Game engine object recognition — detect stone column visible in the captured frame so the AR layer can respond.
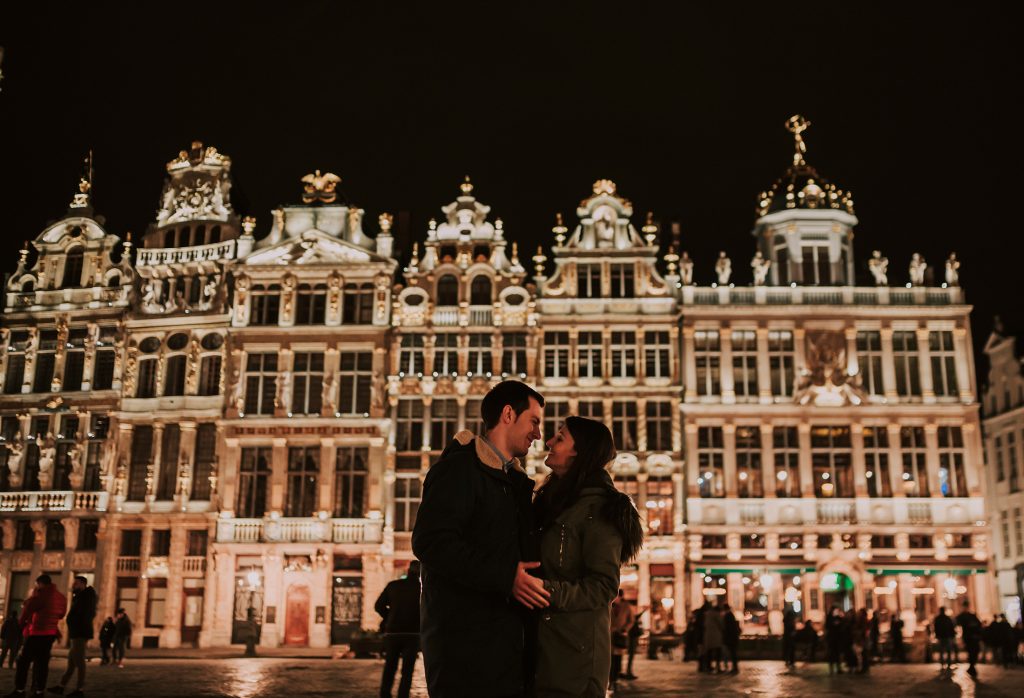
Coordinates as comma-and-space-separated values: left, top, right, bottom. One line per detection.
924, 423, 942, 498
148, 423, 164, 505
723, 423, 737, 498
962, 422, 984, 497
720, 327, 735, 404
270, 438, 288, 513
880, 326, 898, 402
82, 322, 98, 391
760, 423, 775, 500
684, 423, 700, 498
636, 397, 648, 451
792, 327, 806, 391
886, 423, 904, 498
160, 524, 188, 648
916, 327, 935, 403
851, 422, 868, 498
682, 326, 697, 402
177, 421, 198, 507
21, 329, 39, 394
954, 327, 973, 402
756, 326, 772, 404
798, 423, 813, 498
319, 438, 337, 516
672, 472, 685, 534
221, 436, 241, 514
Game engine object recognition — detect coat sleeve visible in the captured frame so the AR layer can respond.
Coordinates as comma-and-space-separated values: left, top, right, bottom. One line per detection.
374, 584, 390, 620
546, 517, 622, 613
412, 458, 518, 595
18, 592, 40, 629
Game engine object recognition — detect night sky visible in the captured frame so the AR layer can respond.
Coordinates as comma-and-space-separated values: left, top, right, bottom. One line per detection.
1, 3, 1020, 380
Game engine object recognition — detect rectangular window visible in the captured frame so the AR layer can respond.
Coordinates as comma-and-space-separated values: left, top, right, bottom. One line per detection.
731, 330, 758, 400
338, 351, 372, 415
198, 355, 222, 396
244, 353, 278, 415
645, 401, 673, 452
250, 285, 281, 326
78, 520, 99, 550
610, 332, 636, 379
4, 353, 25, 394
811, 426, 852, 497
697, 426, 724, 498
501, 333, 528, 376
863, 426, 892, 497
343, 283, 375, 325
801, 245, 831, 285
64, 350, 85, 392
893, 331, 921, 397
433, 333, 459, 376
937, 426, 966, 497
467, 333, 492, 376
393, 476, 422, 532
645, 476, 673, 536
694, 330, 720, 396
53, 416, 79, 490
1015, 509, 1024, 556
995, 435, 1005, 481
735, 426, 763, 497
577, 400, 604, 421
163, 354, 186, 396
398, 334, 424, 375
610, 264, 634, 297
856, 331, 885, 396
900, 426, 929, 497
430, 399, 459, 451
577, 264, 600, 298
295, 284, 327, 325
120, 529, 142, 556
768, 331, 794, 398
128, 425, 153, 501
286, 446, 319, 517
33, 332, 57, 392
333, 447, 368, 518
1010, 432, 1021, 492
773, 426, 800, 497
187, 530, 208, 557
611, 401, 637, 451
147, 580, 167, 627
544, 400, 570, 445
136, 358, 157, 398
45, 520, 64, 551
577, 332, 603, 380
237, 447, 271, 518
151, 529, 171, 556
156, 424, 180, 500
92, 349, 115, 390
644, 330, 671, 380
191, 423, 216, 501
1002, 516, 1012, 559
929, 331, 959, 397
395, 399, 424, 452
543, 332, 569, 379
291, 352, 324, 415
83, 415, 108, 491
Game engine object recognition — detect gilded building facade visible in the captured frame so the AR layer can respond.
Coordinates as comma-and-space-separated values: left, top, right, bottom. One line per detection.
0, 120, 996, 647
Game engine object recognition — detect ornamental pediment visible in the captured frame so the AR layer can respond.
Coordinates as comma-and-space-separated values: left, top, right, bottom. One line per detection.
242, 230, 377, 266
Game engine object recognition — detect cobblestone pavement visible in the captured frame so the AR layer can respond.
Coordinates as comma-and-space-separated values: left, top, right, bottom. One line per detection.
5, 656, 1023, 697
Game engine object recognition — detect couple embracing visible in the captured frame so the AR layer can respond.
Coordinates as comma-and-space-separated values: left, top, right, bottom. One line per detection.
412, 381, 644, 698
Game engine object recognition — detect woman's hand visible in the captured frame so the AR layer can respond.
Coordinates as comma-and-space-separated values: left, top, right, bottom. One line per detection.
512, 561, 550, 609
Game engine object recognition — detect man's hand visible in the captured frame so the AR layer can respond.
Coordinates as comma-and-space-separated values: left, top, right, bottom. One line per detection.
512, 561, 550, 609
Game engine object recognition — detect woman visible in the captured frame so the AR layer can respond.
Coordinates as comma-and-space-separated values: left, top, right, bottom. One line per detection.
532, 416, 643, 697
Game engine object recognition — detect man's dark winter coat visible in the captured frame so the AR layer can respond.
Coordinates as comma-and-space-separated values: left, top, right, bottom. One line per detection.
374, 573, 420, 635
65, 585, 98, 639
412, 430, 535, 698
99, 618, 116, 646
934, 612, 955, 640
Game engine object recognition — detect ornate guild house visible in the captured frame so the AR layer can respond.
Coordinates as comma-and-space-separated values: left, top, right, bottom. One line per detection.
0, 119, 997, 648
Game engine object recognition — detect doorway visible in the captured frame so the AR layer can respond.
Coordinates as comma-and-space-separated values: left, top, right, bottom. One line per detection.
285, 584, 310, 646
820, 572, 854, 612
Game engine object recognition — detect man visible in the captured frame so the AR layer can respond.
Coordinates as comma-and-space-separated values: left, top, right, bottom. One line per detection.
7, 574, 67, 698
722, 603, 740, 674
1, 611, 21, 669
782, 608, 797, 668
97, 618, 114, 666
412, 380, 546, 698
955, 601, 982, 677
890, 615, 906, 663
111, 610, 132, 669
48, 576, 96, 697
609, 590, 634, 690
375, 561, 421, 698
622, 607, 645, 680
933, 607, 956, 670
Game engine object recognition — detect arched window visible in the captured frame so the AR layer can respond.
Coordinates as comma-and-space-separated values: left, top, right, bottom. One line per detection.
21, 279, 35, 293
177, 226, 191, 247
470, 276, 492, 305
62, 247, 85, 288
107, 274, 120, 287
195, 225, 206, 246
437, 275, 459, 306
210, 226, 221, 244
164, 230, 176, 247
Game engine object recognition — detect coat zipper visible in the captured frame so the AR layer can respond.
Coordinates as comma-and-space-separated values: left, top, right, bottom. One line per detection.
558, 523, 566, 567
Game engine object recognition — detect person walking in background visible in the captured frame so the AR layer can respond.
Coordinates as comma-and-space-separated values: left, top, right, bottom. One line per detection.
722, 604, 740, 674
825, 607, 844, 674
956, 601, 982, 678
854, 608, 871, 674
0, 613, 21, 670
622, 608, 645, 680
374, 561, 421, 698
111, 610, 132, 669
933, 607, 956, 670
97, 619, 114, 667
693, 602, 709, 671
7, 574, 67, 698
890, 614, 906, 663
48, 576, 96, 697
608, 591, 635, 693
702, 603, 724, 674
797, 620, 818, 663
782, 609, 797, 668
993, 614, 1013, 668
869, 612, 881, 663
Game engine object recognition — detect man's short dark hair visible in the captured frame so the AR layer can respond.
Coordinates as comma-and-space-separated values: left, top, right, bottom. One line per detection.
480, 380, 544, 431
36, 574, 52, 585
116, 607, 125, 614
74, 575, 88, 584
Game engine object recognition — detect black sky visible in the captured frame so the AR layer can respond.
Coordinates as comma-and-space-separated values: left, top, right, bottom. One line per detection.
1, 2, 1021, 380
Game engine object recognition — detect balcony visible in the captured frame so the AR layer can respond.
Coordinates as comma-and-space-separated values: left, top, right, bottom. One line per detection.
116, 556, 141, 573
432, 306, 460, 326
0, 491, 109, 513
216, 517, 384, 544
136, 239, 236, 267
816, 500, 857, 524
468, 305, 492, 325
182, 556, 207, 575
681, 284, 964, 307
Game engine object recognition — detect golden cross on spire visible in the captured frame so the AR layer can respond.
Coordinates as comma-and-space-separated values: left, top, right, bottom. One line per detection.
784, 115, 811, 166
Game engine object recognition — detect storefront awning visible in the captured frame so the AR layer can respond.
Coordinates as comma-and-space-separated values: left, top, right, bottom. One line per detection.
695, 567, 815, 575
866, 568, 988, 576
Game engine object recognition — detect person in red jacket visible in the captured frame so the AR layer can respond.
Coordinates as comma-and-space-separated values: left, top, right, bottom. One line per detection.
6, 574, 67, 698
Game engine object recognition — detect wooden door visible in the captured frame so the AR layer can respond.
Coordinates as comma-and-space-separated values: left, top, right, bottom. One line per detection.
284, 585, 310, 646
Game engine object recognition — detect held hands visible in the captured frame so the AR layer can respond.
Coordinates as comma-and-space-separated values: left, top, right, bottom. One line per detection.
512, 561, 550, 609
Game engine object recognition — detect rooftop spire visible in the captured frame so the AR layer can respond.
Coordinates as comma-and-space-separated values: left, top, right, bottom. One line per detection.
460, 175, 473, 195
784, 115, 811, 166
69, 150, 93, 209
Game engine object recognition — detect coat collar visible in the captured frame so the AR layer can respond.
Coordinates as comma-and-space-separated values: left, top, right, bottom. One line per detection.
452, 429, 527, 475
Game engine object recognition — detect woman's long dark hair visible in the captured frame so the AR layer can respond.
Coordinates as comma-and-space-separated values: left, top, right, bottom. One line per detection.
535, 416, 643, 563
